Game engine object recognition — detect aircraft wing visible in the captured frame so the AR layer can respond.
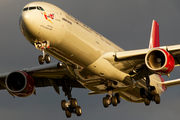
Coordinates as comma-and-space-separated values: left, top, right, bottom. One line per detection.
0, 62, 85, 94
104, 45, 180, 87
104, 45, 180, 66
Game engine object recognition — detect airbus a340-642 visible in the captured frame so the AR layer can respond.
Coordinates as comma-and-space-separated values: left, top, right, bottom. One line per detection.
1, 1, 180, 118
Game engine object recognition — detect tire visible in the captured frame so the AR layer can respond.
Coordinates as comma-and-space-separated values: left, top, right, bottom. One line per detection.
144, 98, 150, 106
111, 96, 118, 106
61, 100, 67, 110
75, 106, 82, 116
65, 110, 72, 118
154, 94, 160, 104
150, 90, 156, 96
71, 98, 78, 109
115, 93, 121, 104
103, 97, 109, 108
45, 54, 50, 63
38, 55, 44, 65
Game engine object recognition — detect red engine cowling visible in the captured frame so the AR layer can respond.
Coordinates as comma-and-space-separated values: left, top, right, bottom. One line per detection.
5, 71, 35, 97
145, 48, 175, 75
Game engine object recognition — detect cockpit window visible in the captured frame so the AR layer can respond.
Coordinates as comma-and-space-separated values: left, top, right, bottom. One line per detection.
23, 7, 28, 11
22, 6, 45, 11
37, 6, 41, 10
29, 7, 36, 10
38, 6, 45, 11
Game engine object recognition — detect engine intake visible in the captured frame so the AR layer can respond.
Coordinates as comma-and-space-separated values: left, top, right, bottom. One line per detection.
145, 48, 175, 75
5, 71, 35, 97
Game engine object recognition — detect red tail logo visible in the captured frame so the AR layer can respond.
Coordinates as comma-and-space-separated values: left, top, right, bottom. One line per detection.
149, 20, 159, 48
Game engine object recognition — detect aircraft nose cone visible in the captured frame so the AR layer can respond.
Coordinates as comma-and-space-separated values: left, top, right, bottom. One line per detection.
19, 11, 39, 39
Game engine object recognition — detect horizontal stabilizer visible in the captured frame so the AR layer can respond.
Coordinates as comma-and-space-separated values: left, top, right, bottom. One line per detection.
151, 78, 180, 88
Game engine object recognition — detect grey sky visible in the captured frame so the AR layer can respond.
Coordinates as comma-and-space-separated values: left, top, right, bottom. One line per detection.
0, 0, 180, 120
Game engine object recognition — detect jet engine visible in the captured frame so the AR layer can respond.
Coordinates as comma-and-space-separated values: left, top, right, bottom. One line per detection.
5, 71, 35, 97
145, 48, 175, 75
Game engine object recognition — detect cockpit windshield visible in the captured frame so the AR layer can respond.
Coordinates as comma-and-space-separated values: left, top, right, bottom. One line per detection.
37, 6, 44, 11
29, 7, 36, 10
23, 6, 45, 11
23, 7, 28, 11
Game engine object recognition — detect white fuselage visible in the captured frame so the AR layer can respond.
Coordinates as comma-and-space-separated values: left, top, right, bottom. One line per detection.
19, 1, 165, 103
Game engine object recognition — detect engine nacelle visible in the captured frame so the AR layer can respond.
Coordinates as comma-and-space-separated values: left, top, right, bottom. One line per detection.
5, 71, 35, 97
145, 48, 175, 75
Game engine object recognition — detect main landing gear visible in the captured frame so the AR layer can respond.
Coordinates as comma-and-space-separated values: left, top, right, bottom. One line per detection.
61, 98, 82, 118
35, 41, 51, 65
140, 68, 161, 106
61, 78, 82, 118
103, 91, 121, 108
140, 87, 160, 106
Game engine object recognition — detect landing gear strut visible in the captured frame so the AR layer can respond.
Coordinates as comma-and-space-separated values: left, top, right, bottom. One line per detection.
35, 41, 51, 65
140, 67, 161, 106
61, 78, 82, 118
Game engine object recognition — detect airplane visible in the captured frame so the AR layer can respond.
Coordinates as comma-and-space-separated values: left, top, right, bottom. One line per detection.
1, 1, 180, 118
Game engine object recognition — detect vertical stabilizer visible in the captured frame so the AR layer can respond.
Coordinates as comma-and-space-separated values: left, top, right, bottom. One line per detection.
149, 20, 159, 48
148, 20, 166, 91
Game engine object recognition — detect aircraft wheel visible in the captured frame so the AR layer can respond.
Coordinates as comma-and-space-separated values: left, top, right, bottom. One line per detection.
111, 96, 118, 106
65, 110, 72, 118
115, 93, 121, 104
61, 100, 67, 110
75, 106, 82, 116
38, 55, 44, 65
45, 54, 50, 63
71, 98, 78, 109
150, 90, 156, 96
154, 94, 160, 104
144, 98, 150, 106
103, 97, 109, 108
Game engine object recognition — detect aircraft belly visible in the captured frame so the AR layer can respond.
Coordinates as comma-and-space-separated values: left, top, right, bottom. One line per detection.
119, 91, 144, 103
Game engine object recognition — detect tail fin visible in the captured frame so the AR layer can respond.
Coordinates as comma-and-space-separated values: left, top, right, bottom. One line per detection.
149, 20, 165, 90
149, 20, 160, 48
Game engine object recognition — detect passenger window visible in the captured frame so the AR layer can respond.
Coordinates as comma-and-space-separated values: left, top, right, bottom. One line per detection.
23, 7, 28, 11
29, 7, 36, 10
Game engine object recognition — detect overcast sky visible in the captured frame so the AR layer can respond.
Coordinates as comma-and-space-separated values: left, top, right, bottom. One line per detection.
1, 0, 180, 120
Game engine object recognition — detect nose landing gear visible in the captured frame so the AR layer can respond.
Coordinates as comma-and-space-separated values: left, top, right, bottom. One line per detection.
35, 41, 51, 65
38, 51, 50, 65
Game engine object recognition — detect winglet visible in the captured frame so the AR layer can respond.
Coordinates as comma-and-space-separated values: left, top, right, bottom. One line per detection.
149, 20, 160, 48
